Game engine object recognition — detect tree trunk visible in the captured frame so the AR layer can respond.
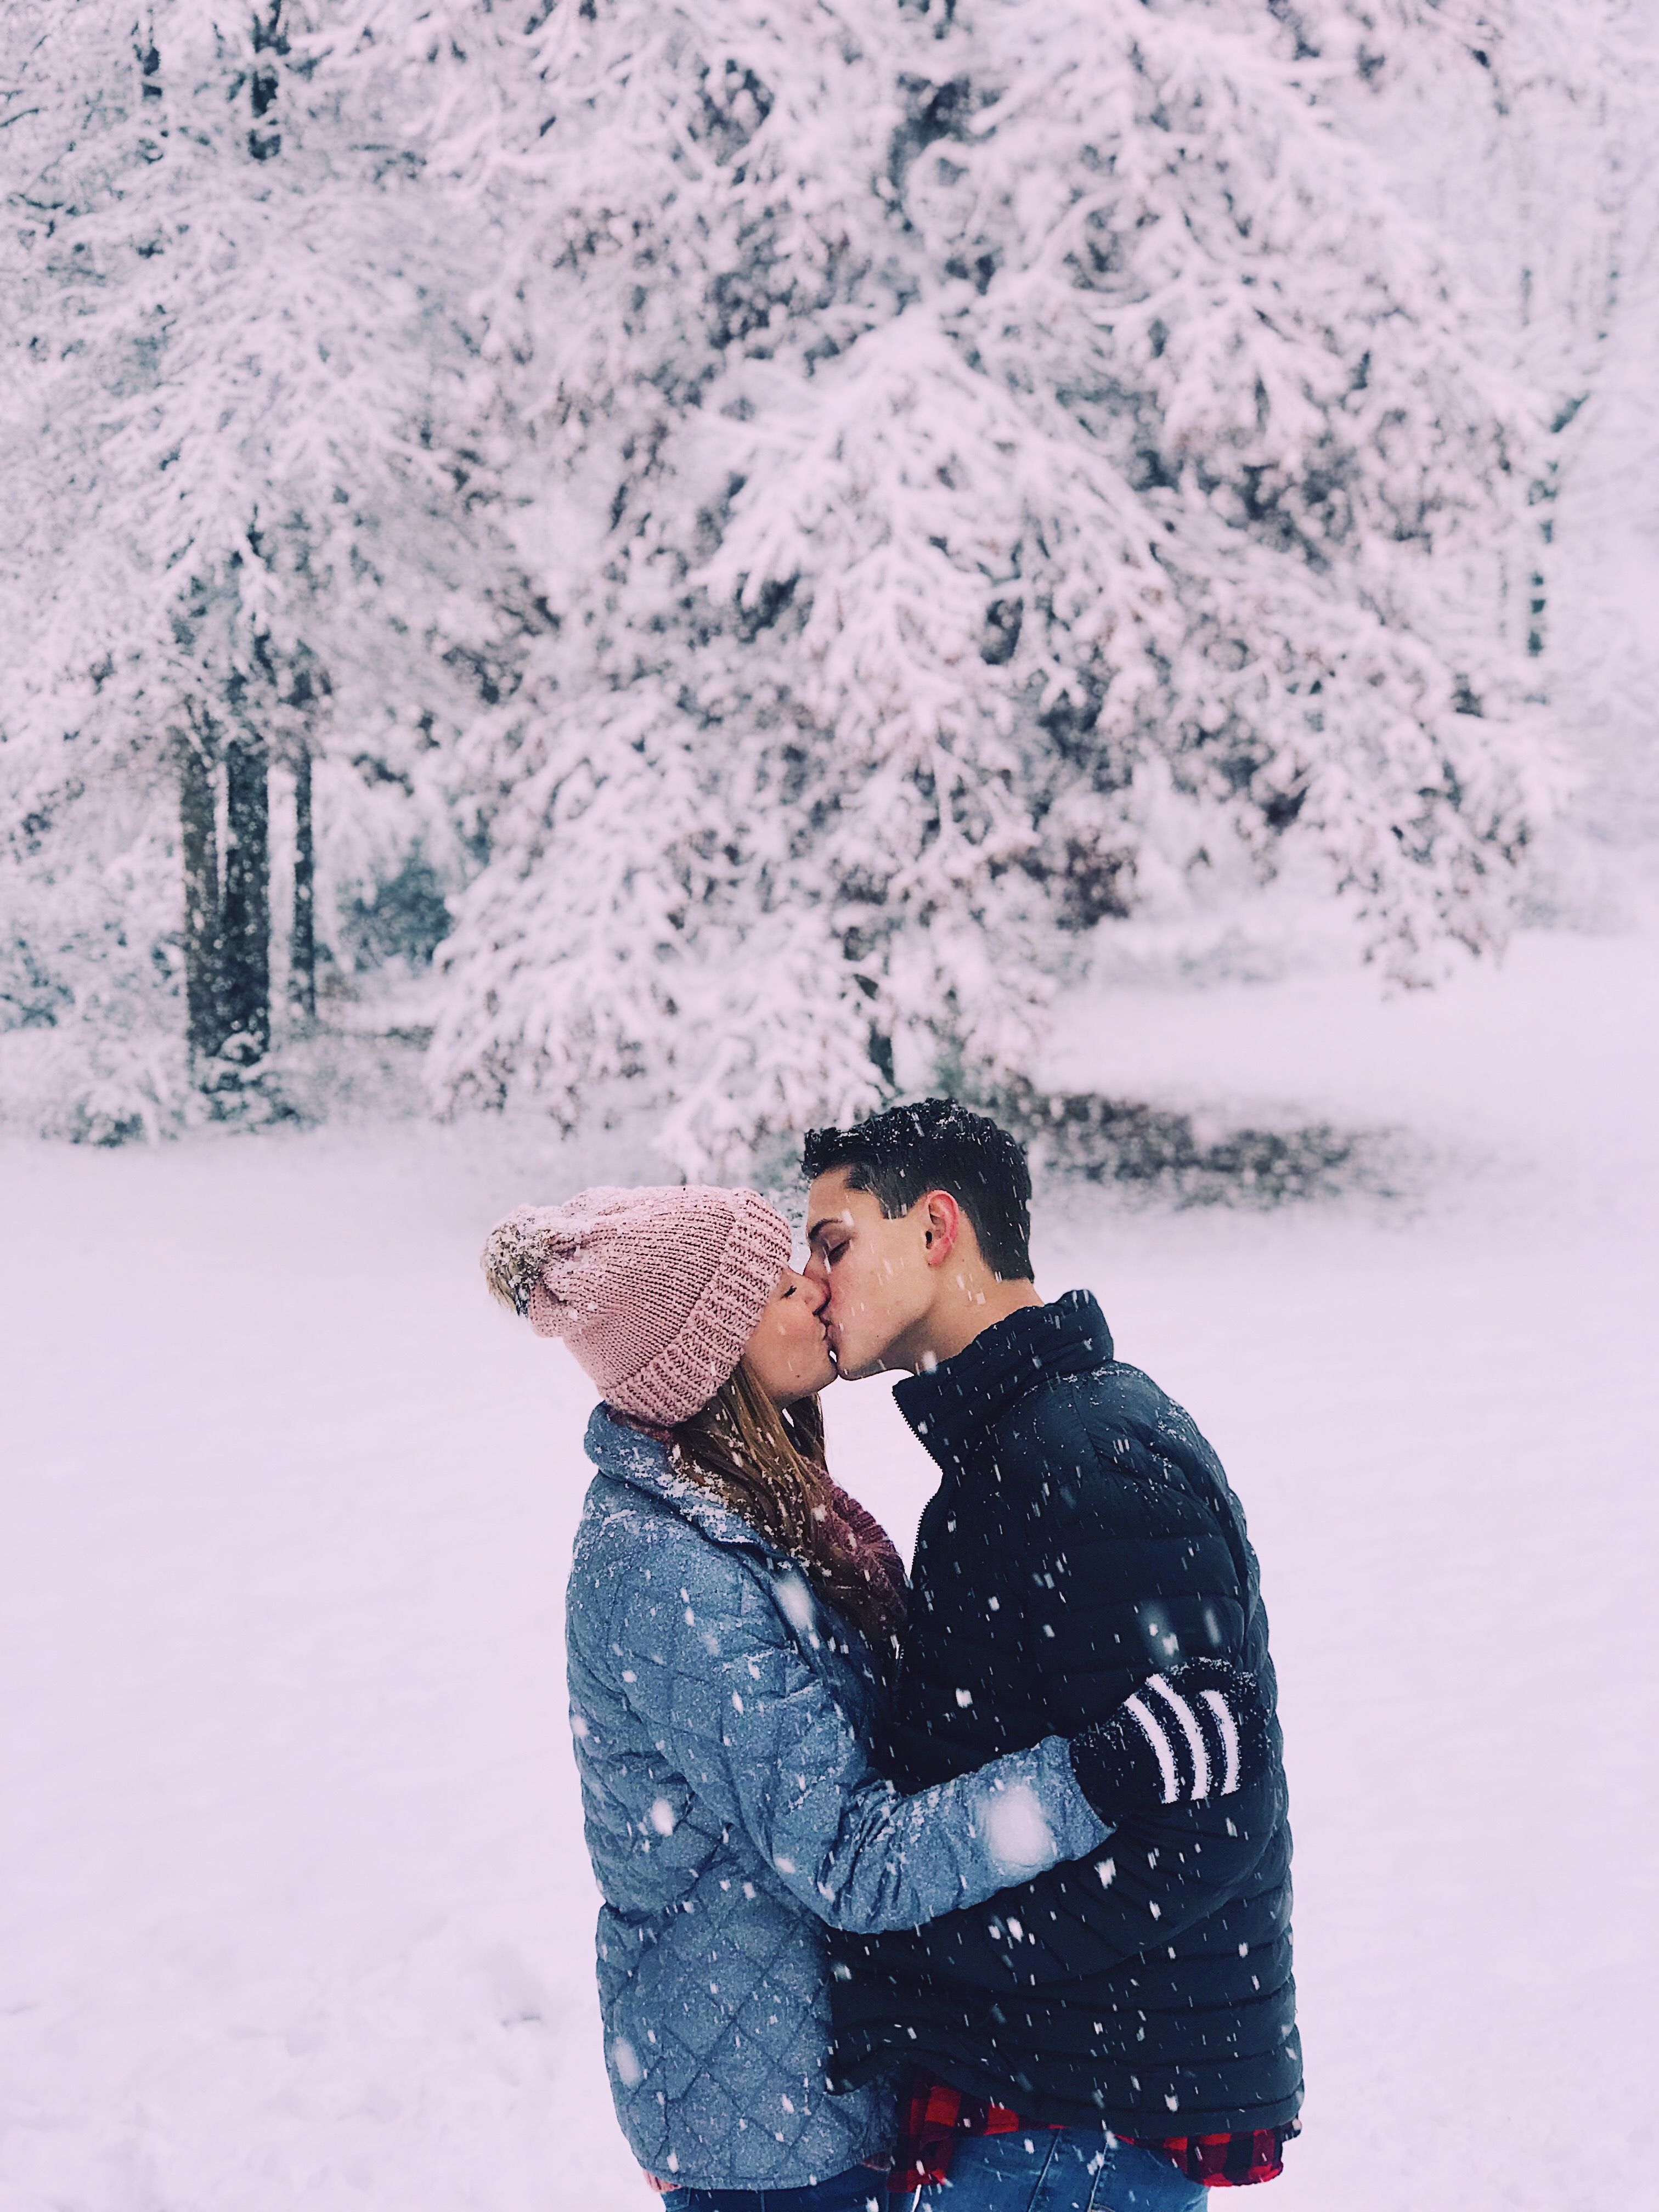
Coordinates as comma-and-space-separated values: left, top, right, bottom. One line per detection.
221, 731, 271, 1061
289, 747, 317, 1024
178, 728, 225, 1063
249, 2, 285, 161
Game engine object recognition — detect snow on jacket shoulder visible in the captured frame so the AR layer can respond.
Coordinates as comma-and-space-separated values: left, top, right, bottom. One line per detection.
563, 1407, 1107, 2193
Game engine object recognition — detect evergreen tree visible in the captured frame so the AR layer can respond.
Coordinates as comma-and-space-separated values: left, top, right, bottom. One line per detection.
0, 1, 496, 1130
428, 0, 1537, 1172
1324, 0, 1659, 855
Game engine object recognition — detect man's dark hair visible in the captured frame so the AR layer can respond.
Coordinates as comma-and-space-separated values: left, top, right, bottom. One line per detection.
802, 1098, 1033, 1281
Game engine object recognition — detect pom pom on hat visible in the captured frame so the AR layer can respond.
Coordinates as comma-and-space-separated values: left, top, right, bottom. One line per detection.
481, 1184, 793, 1425
482, 1205, 567, 1318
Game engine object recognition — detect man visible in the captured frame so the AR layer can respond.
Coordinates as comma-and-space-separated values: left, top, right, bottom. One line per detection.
802, 1100, 1301, 2210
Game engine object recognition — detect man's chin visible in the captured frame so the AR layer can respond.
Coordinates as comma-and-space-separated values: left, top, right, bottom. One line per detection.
830, 1347, 888, 1383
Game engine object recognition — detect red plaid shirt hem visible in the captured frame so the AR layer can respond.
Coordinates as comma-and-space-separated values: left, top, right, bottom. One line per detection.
890, 2071, 1296, 2192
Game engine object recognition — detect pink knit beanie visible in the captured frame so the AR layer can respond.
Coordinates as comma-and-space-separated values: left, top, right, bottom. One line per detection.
481, 1186, 793, 1425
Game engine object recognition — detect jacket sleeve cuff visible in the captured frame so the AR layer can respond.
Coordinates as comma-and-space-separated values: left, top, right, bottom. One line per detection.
1033, 1730, 1115, 1859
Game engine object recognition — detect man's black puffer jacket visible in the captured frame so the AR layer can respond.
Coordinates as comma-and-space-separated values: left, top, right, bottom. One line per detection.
827, 1291, 1302, 2139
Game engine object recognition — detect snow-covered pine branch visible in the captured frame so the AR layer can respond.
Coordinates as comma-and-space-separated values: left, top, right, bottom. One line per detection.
428, 0, 1539, 1173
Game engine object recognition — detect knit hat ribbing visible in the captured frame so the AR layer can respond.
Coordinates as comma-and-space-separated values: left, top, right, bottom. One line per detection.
481, 1185, 792, 1425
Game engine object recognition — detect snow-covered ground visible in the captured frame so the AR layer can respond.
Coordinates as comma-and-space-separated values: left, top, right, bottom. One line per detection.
4, 919, 1656, 2212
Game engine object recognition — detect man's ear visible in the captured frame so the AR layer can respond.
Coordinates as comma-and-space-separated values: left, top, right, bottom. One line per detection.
919, 1189, 961, 1268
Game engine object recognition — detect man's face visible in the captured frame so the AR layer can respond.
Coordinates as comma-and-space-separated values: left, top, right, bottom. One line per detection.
803, 1169, 935, 1379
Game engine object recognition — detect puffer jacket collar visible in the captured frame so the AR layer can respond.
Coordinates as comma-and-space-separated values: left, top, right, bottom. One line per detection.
893, 1288, 1115, 1473
583, 1402, 785, 1561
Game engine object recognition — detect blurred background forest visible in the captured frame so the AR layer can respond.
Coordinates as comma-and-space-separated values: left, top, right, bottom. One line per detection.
3, 0, 1655, 1172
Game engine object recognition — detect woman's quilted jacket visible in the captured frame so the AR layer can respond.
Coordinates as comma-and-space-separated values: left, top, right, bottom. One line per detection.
565, 1407, 1108, 2191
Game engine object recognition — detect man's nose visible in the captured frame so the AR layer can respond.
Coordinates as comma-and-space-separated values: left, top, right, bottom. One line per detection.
802, 1269, 830, 1317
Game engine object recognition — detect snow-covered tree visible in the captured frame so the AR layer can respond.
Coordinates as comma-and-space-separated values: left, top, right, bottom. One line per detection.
428, 0, 1539, 1174
1319, 0, 1659, 864
0, 1, 503, 1131
11, 0, 1620, 1164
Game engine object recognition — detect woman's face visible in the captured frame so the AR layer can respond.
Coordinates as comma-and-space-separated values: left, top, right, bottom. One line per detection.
741, 1266, 836, 1405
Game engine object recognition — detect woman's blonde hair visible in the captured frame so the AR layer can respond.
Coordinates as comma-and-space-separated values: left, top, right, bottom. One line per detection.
669, 1363, 904, 1659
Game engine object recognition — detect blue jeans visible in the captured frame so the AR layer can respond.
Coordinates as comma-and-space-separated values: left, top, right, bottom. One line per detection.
919, 2130, 1207, 2211
659, 2167, 887, 2212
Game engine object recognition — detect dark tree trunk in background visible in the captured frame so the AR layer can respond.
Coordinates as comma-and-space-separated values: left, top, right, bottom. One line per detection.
176, 707, 281, 1094
221, 731, 272, 1060
178, 729, 225, 1063
289, 748, 317, 1023
249, 3, 285, 161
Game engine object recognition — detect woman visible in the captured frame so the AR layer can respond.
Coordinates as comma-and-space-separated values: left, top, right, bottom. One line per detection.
483, 1184, 1265, 2212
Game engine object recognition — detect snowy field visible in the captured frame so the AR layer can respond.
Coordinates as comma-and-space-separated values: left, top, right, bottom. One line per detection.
4, 920, 1656, 2212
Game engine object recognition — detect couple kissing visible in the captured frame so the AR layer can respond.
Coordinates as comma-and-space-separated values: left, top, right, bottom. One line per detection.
483, 1099, 1300, 2212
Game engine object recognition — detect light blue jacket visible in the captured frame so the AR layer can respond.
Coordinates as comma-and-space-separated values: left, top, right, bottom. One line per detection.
565, 1407, 1108, 2191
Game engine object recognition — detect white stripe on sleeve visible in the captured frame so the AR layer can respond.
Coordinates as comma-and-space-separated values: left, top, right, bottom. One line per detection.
1124, 1693, 1180, 1804
1149, 1674, 1210, 1800
1200, 1688, 1242, 1795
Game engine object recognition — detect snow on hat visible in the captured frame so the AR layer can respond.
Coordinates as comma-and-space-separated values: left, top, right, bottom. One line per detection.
481, 1185, 793, 1425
